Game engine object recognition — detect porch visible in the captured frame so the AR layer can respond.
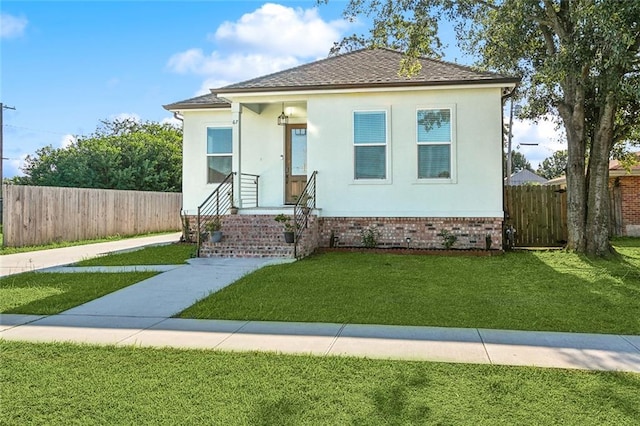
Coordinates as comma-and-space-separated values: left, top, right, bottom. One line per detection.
190, 171, 319, 259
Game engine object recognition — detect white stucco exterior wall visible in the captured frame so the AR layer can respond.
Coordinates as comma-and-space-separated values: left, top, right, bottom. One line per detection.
306, 86, 504, 217
180, 86, 504, 219
181, 109, 232, 215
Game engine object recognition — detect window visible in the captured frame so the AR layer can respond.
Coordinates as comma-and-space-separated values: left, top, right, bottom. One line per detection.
207, 127, 232, 183
353, 111, 387, 180
417, 109, 452, 179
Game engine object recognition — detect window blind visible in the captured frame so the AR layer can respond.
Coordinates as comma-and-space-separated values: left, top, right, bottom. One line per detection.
207, 128, 232, 154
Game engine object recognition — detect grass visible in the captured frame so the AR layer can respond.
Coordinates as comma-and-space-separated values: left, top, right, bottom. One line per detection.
1, 341, 638, 425
179, 241, 640, 335
0, 272, 156, 314
0, 230, 178, 255
75, 243, 196, 266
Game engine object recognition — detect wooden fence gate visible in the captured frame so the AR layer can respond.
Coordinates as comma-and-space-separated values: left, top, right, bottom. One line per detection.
504, 184, 568, 247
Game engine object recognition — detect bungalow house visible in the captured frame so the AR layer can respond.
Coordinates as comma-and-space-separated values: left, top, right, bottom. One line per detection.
505, 169, 548, 186
164, 48, 519, 257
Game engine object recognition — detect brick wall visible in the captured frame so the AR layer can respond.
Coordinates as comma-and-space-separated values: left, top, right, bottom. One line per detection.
619, 176, 640, 236
319, 217, 503, 250
186, 214, 503, 257
295, 214, 320, 258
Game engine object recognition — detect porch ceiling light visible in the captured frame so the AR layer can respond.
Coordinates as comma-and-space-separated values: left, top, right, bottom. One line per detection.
277, 103, 289, 126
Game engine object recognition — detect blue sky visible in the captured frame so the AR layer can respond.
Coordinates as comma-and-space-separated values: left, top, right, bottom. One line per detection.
1, 0, 563, 179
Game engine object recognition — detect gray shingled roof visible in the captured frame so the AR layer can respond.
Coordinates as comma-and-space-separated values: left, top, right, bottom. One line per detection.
215, 48, 519, 94
163, 93, 230, 111
506, 169, 548, 186
164, 48, 519, 109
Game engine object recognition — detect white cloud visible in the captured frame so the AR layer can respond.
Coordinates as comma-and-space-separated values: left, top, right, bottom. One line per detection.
168, 49, 299, 80
213, 3, 347, 57
161, 116, 182, 128
167, 3, 351, 95
196, 77, 230, 96
60, 134, 76, 148
167, 48, 208, 74
6, 154, 28, 178
1, 13, 28, 39
512, 116, 567, 168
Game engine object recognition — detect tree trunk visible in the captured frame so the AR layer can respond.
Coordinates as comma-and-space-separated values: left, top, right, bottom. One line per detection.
558, 79, 587, 253
585, 93, 617, 257
564, 127, 587, 252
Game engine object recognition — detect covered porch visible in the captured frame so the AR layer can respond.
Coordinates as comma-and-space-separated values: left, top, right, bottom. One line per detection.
221, 99, 312, 210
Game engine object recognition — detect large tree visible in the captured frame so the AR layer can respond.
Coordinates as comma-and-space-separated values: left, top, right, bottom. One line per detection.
537, 150, 568, 180
511, 151, 532, 174
13, 118, 182, 192
326, 0, 640, 257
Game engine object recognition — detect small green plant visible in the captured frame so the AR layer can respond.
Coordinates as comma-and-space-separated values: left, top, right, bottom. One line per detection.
361, 227, 380, 248
274, 214, 296, 232
205, 218, 222, 233
437, 229, 457, 249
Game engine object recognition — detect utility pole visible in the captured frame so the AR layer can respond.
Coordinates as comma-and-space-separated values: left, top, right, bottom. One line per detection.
1, 102, 17, 183
506, 97, 514, 186
1, 102, 16, 227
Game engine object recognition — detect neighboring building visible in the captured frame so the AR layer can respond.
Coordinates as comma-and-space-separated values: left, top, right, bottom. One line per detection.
506, 169, 548, 186
610, 154, 640, 236
165, 48, 518, 256
545, 152, 640, 237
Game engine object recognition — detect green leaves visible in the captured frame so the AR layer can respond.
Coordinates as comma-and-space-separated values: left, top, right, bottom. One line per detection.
13, 118, 182, 192
537, 150, 567, 180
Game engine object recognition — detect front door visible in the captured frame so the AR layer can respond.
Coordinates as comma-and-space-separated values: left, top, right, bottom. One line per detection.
285, 124, 307, 204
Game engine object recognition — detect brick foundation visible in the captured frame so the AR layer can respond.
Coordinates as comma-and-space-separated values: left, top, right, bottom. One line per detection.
184, 214, 503, 257
319, 217, 503, 250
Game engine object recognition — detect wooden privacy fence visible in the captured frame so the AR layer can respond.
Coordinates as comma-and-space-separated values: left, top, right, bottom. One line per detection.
2, 184, 182, 247
504, 184, 568, 247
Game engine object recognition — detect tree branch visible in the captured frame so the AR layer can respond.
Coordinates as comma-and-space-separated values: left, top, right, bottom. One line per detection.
542, 0, 569, 41
539, 24, 557, 56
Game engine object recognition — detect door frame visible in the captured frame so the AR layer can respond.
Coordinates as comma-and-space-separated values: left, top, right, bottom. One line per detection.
284, 123, 308, 204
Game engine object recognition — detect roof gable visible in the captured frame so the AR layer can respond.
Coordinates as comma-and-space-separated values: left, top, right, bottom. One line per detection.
506, 169, 548, 185
215, 48, 518, 94
163, 93, 230, 111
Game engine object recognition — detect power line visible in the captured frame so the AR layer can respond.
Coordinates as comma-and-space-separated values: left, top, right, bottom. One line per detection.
2, 123, 85, 138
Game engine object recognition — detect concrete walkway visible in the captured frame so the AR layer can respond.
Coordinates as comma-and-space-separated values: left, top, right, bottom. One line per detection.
58, 257, 293, 318
0, 232, 182, 277
1, 237, 639, 373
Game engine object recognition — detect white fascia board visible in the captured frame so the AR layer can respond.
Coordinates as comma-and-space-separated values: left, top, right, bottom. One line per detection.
610, 170, 640, 177
219, 82, 515, 101
172, 107, 232, 114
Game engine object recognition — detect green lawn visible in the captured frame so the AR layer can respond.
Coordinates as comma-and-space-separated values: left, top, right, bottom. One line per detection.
0, 272, 156, 314
75, 243, 196, 266
179, 242, 640, 334
1, 341, 638, 425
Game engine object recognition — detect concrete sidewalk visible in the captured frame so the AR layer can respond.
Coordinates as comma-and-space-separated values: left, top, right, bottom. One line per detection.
0, 232, 182, 276
2, 314, 639, 372
1, 241, 639, 373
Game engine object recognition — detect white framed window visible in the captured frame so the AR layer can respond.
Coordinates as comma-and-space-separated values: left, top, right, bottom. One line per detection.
206, 127, 232, 183
417, 108, 453, 179
353, 110, 388, 180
